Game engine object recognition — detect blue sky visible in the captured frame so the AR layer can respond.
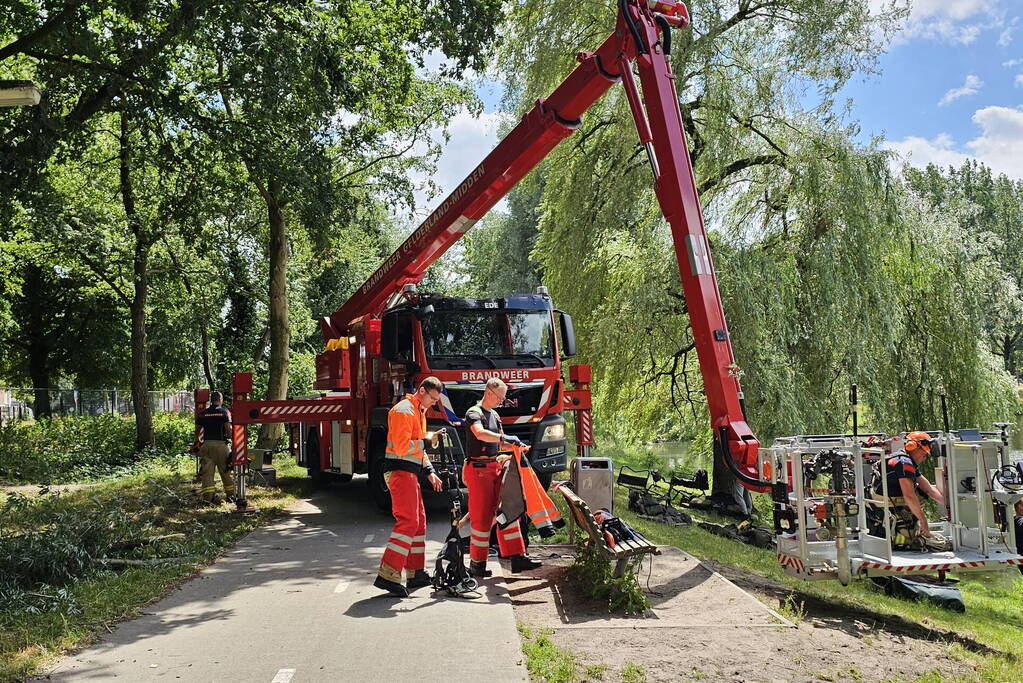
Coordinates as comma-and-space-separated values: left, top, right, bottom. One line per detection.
418, 0, 1023, 215
846, 0, 1022, 178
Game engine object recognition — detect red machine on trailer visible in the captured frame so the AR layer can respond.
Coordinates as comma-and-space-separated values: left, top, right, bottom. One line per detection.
197, 0, 767, 514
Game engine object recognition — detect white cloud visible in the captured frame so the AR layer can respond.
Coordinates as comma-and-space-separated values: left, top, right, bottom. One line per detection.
884, 133, 971, 169
884, 106, 1023, 179
965, 106, 1023, 177
938, 74, 983, 106
875, 0, 1008, 45
1016, 73, 1023, 87
409, 110, 513, 219
1005, 58, 1023, 68
999, 16, 1020, 46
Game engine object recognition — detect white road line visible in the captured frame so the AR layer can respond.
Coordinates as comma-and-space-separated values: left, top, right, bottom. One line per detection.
323, 529, 338, 537
363, 534, 375, 543
271, 669, 296, 683
333, 580, 350, 594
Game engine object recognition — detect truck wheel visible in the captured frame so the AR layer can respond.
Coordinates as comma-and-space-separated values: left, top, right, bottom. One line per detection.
305, 429, 330, 487
536, 471, 554, 491
367, 432, 392, 512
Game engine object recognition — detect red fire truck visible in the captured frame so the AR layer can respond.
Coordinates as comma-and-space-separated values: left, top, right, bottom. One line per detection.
198, 0, 763, 514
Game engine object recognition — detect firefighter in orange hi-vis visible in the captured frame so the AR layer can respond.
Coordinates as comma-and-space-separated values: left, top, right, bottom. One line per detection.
374, 377, 445, 597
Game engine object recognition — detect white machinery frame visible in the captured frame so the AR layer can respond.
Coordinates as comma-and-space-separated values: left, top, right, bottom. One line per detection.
760, 432, 1023, 584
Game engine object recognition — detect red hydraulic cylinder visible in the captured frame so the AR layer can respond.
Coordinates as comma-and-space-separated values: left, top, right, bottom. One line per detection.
622, 1, 762, 487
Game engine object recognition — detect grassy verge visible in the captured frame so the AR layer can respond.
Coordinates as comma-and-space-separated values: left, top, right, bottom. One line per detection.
0, 456, 310, 682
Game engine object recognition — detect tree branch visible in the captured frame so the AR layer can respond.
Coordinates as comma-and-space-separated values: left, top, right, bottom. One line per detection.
698, 154, 786, 195
0, 0, 89, 62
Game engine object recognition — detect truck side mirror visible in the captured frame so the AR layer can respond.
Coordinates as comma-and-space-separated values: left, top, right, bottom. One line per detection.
381, 311, 413, 362
380, 312, 398, 361
416, 304, 435, 320
559, 311, 577, 357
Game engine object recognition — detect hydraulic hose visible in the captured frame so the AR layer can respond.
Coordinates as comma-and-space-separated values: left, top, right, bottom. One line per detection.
620, 0, 648, 55
717, 426, 772, 490
654, 14, 672, 55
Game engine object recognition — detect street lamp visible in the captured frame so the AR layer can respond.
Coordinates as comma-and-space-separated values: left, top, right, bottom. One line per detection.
0, 80, 41, 107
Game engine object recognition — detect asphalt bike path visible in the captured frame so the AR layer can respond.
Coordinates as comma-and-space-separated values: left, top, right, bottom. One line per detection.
39, 481, 527, 682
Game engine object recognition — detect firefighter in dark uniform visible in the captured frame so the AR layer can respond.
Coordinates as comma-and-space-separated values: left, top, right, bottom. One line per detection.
194, 391, 235, 505
869, 430, 949, 550
463, 377, 542, 577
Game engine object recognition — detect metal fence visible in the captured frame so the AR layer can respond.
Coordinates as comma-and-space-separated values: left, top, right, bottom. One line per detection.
0, 388, 195, 423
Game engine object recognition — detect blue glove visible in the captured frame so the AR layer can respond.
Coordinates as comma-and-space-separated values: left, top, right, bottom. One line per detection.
502, 435, 524, 446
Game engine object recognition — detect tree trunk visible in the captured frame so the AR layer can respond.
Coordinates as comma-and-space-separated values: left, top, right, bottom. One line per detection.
22, 264, 54, 418
256, 177, 289, 449
120, 112, 154, 451
1003, 334, 1017, 377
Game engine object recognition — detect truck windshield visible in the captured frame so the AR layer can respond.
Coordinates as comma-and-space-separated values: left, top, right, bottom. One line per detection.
423, 310, 555, 365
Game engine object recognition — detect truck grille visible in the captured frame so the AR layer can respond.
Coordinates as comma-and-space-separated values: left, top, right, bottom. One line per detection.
445, 384, 545, 418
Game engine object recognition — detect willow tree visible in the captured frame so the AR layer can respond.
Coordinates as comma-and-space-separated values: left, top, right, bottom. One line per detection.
493, 0, 1015, 465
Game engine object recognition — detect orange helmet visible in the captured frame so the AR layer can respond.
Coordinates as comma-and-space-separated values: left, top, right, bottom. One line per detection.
904, 430, 932, 455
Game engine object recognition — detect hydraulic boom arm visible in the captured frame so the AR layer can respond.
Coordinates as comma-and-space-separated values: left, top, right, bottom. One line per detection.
321, 0, 767, 490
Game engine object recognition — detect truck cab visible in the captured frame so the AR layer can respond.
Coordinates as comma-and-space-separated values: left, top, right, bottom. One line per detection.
368, 287, 576, 508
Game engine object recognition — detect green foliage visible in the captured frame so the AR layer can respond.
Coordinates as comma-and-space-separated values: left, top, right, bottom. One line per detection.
566, 536, 650, 615
0, 414, 192, 484
905, 161, 1023, 377
488, 1, 1016, 447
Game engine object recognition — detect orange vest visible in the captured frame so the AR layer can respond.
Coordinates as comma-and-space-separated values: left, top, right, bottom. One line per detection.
385, 394, 431, 472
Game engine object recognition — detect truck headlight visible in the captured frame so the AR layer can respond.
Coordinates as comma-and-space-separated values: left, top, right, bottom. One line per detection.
541, 424, 565, 442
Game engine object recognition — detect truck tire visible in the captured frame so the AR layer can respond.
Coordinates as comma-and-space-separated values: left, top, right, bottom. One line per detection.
305, 428, 331, 487
367, 431, 392, 512
536, 471, 554, 491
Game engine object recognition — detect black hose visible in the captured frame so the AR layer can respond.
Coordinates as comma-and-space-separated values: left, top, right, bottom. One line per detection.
717, 426, 771, 489
850, 384, 857, 438
620, 0, 648, 55
655, 15, 672, 55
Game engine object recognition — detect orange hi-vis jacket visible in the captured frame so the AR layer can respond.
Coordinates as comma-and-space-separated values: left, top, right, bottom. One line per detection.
384, 394, 436, 477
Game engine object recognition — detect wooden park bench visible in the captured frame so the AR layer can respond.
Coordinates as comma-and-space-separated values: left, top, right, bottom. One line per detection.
556, 483, 661, 577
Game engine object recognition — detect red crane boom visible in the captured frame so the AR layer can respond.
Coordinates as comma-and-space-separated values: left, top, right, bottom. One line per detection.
312, 0, 763, 488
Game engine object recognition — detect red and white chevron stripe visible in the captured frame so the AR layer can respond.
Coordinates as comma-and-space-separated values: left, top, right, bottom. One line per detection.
260, 404, 348, 416
579, 411, 593, 444
777, 553, 805, 572
860, 558, 1022, 572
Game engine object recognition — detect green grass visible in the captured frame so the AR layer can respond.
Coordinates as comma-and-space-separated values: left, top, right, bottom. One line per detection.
619, 662, 647, 683
0, 456, 309, 682
518, 624, 577, 683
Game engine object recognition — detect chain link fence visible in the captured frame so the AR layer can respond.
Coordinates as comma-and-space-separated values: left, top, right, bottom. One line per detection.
0, 388, 195, 423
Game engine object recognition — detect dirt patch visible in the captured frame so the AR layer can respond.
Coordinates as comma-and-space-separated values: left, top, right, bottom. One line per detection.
509, 546, 974, 682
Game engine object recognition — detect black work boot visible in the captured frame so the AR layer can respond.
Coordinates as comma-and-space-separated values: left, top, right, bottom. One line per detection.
469, 560, 492, 578
373, 575, 409, 598
406, 570, 432, 590
510, 554, 543, 573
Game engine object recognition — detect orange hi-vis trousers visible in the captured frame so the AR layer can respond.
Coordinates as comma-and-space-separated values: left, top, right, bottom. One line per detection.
464, 460, 526, 563
377, 470, 427, 583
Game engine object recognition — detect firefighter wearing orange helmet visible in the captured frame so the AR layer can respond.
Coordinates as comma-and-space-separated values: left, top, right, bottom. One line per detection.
869, 431, 950, 550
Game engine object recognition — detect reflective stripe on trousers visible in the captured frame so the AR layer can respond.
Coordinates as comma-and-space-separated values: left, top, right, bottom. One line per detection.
378, 470, 427, 582
463, 461, 526, 562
